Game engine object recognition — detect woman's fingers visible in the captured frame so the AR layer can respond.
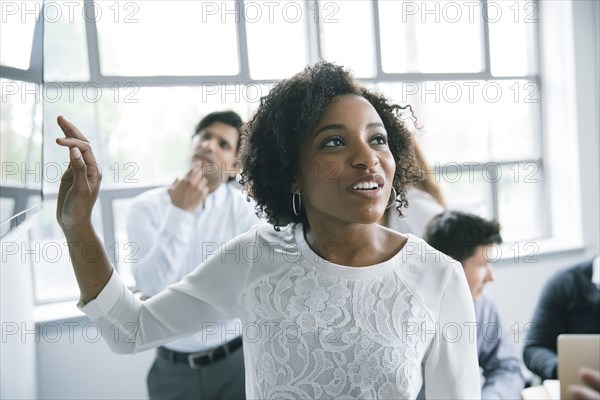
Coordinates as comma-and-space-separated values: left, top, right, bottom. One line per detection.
54, 116, 104, 230
56, 115, 97, 172
56, 163, 73, 222
55, 115, 102, 196
69, 147, 90, 192
56, 137, 96, 165
57, 115, 90, 142
55, 137, 101, 183
56, 136, 88, 147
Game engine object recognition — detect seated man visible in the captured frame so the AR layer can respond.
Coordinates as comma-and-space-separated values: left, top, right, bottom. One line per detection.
423, 210, 525, 399
127, 111, 260, 399
523, 256, 600, 380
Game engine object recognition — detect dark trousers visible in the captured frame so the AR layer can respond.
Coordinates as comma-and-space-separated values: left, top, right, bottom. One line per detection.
147, 344, 245, 400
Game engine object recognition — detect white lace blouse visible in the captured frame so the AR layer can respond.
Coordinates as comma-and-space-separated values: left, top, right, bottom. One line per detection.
79, 223, 481, 399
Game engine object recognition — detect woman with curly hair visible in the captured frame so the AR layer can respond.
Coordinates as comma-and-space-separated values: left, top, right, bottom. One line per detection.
55, 62, 480, 399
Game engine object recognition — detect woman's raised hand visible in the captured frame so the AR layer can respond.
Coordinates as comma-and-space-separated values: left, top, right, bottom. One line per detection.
55, 116, 102, 231
54, 116, 112, 303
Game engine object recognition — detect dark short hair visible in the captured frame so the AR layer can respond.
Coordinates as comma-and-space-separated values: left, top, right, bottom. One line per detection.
424, 211, 502, 263
239, 61, 421, 228
193, 110, 244, 152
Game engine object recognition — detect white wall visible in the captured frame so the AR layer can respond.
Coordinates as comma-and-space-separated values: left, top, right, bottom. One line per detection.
1, 225, 37, 400
572, 0, 600, 254
35, 318, 154, 400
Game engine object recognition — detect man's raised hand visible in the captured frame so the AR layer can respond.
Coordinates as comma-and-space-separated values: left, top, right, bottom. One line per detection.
168, 162, 210, 212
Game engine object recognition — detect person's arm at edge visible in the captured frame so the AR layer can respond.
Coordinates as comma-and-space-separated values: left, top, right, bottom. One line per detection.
523, 273, 569, 380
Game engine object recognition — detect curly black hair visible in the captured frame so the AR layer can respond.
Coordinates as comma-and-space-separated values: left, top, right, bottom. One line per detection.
424, 210, 503, 263
239, 61, 422, 228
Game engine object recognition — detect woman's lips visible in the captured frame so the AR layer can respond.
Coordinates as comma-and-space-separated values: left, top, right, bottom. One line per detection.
347, 185, 385, 200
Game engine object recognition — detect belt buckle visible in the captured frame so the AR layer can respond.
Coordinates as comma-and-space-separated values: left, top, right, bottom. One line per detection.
187, 350, 212, 369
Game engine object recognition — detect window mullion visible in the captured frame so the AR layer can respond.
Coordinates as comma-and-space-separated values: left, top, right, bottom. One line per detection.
236, 0, 251, 81
490, 172, 500, 224
84, 0, 102, 80
30, 2, 44, 82
372, 0, 383, 78
99, 195, 118, 267
481, 0, 493, 76
305, 1, 321, 64
532, 0, 550, 239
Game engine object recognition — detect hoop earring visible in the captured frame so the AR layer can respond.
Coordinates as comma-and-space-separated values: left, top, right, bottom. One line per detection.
386, 187, 397, 209
292, 192, 302, 216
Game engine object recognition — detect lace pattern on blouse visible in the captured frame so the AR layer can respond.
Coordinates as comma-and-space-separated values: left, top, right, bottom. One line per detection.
242, 259, 434, 399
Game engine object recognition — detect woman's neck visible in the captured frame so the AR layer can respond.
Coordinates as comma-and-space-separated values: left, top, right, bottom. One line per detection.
303, 221, 406, 267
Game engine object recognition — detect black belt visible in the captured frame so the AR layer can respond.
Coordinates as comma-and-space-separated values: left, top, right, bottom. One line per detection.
157, 336, 243, 369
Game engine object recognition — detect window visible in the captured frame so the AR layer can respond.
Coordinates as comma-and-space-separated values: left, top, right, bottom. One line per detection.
96, 1, 239, 76
16, 0, 556, 303
43, 0, 89, 81
0, 0, 44, 238
0, 1, 42, 69
378, 1, 484, 73
351, 0, 542, 243
320, 0, 376, 78
245, 1, 309, 79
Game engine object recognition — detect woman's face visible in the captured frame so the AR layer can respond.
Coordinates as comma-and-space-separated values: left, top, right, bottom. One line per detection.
293, 94, 396, 226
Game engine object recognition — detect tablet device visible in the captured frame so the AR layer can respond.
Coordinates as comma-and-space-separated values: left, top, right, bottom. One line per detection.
557, 334, 600, 399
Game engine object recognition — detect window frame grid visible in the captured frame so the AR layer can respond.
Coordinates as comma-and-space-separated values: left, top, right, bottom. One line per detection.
28, 0, 548, 304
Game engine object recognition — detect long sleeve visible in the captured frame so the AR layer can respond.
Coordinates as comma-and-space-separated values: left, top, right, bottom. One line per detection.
424, 263, 481, 400
77, 269, 226, 353
78, 226, 259, 354
477, 296, 525, 399
523, 273, 569, 380
127, 193, 196, 296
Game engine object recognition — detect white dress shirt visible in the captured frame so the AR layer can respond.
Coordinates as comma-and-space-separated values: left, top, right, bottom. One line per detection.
80, 223, 481, 399
126, 182, 259, 352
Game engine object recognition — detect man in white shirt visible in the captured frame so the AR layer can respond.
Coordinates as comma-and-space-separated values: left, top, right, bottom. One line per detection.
126, 111, 259, 399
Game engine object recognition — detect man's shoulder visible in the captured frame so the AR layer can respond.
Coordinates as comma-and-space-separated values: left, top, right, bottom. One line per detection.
225, 183, 252, 204
132, 186, 169, 203
129, 186, 170, 209
569, 259, 594, 280
546, 260, 592, 291
224, 183, 260, 218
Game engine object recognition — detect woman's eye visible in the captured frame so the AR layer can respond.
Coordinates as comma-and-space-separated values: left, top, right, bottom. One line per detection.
371, 135, 388, 145
323, 137, 344, 147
